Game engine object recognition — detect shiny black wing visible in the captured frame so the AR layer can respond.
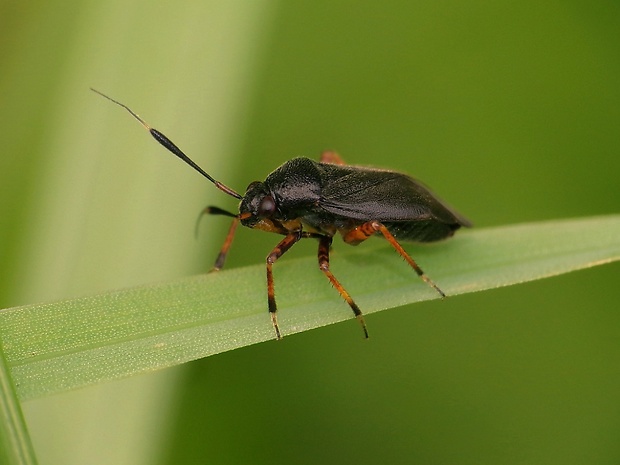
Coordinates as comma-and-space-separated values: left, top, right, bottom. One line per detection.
317, 164, 470, 241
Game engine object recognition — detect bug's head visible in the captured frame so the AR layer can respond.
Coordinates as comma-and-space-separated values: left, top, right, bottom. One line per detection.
238, 180, 280, 230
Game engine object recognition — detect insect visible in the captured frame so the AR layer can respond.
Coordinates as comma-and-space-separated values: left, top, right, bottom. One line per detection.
91, 88, 470, 339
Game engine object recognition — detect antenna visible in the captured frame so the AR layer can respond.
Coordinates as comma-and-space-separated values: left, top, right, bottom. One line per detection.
90, 88, 242, 200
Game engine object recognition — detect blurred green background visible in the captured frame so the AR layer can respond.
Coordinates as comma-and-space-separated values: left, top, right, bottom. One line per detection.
1, 1, 619, 464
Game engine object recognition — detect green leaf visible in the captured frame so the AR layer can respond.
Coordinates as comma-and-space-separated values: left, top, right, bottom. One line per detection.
0, 344, 38, 465
1, 215, 619, 401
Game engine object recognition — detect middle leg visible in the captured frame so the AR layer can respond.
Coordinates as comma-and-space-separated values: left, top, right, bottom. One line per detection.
317, 235, 369, 338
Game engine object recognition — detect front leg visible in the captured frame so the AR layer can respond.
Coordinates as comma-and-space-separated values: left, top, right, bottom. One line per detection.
266, 231, 304, 339
198, 206, 240, 271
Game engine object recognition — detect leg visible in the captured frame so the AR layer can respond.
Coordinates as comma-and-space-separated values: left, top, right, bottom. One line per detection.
212, 217, 239, 271
266, 232, 304, 339
197, 206, 239, 271
320, 150, 346, 165
342, 221, 446, 298
318, 236, 369, 338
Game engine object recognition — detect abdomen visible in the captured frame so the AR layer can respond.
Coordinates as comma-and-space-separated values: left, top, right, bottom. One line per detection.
383, 219, 463, 242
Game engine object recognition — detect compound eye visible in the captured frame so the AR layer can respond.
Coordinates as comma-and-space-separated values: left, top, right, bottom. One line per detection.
258, 195, 276, 217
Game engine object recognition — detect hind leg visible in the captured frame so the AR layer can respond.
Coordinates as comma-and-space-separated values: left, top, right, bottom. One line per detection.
341, 221, 446, 298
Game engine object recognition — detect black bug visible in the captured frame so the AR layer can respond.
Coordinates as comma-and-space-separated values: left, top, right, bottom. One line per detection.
92, 89, 471, 339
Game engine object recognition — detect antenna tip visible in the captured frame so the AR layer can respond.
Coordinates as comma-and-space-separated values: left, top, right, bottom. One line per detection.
90, 88, 151, 130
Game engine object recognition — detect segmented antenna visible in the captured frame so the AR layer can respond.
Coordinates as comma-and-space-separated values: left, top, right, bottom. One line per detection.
90, 88, 242, 200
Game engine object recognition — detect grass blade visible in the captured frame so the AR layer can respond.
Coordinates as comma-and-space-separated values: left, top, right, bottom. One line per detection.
0, 343, 38, 464
1, 215, 618, 401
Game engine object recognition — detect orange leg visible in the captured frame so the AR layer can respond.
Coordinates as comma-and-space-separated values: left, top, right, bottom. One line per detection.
320, 150, 346, 165
317, 236, 369, 338
199, 206, 240, 271
266, 232, 304, 339
212, 217, 239, 271
342, 221, 446, 298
